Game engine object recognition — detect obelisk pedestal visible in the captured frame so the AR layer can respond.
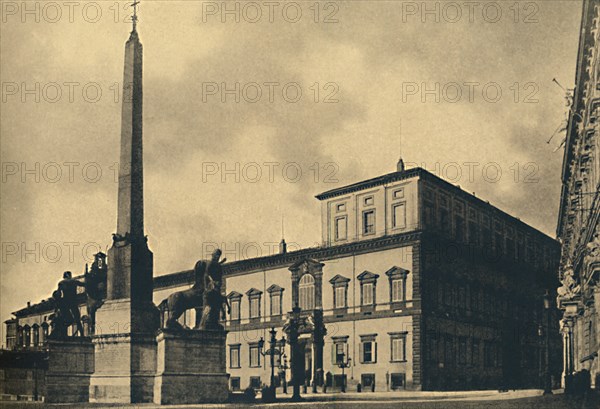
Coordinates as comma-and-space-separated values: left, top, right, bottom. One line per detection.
154, 329, 229, 404
46, 338, 94, 403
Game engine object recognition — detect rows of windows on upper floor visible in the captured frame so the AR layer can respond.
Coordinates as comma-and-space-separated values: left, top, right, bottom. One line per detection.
329, 185, 555, 270
426, 279, 551, 332
227, 268, 409, 321
331, 187, 410, 242
420, 186, 556, 269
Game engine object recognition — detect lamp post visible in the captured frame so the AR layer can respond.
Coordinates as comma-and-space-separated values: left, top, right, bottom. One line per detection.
542, 290, 553, 395
289, 304, 302, 401
279, 354, 289, 394
258, 327, 286, 390
337, 351, 351, 393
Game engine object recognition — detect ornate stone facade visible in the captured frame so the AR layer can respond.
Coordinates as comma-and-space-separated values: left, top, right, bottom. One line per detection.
556, 0, 600, 390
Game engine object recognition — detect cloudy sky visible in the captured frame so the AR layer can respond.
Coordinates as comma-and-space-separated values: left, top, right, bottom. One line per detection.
0, 1, 583, 342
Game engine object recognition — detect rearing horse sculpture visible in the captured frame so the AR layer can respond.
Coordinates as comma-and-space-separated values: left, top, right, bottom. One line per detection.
163, 249, 227, 329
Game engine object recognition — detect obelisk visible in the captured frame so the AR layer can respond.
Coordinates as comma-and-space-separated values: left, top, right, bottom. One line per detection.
90, 3, 159, 402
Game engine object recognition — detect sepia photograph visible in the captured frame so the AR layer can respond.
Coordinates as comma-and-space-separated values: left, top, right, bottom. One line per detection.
0, 0, 599, 407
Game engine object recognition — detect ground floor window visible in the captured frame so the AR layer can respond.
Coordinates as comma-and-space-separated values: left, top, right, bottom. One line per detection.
230, 377, 240, 391
249, 376, 261, 390
361, 373, 375, 389
390, 373, 405, 390
333, 374, 346, 388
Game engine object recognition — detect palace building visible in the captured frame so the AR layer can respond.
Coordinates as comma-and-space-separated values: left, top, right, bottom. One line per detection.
556, 0, 600, 390
4, 160, 561, 393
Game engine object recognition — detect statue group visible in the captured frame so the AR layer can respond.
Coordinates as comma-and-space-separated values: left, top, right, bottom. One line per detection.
48, 249, 229, 338
163, 249, 230, 330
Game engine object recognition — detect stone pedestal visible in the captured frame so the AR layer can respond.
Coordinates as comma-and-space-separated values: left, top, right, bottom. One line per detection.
89, 298, 159, 403
154, 329, 229, 404
46, 338, 94, 403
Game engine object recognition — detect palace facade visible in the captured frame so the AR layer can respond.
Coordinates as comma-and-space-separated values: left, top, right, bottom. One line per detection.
5, 162, 561, 392
556, 0, 600, 390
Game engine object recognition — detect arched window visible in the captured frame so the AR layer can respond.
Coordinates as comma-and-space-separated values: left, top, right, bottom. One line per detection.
16, 326, 23, 348
32, 325, 39, 347
41, 323, 49, 344
299, 274, 315, 310
23, 326, 31, 347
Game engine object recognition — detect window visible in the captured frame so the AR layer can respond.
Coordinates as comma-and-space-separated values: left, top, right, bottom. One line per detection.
250, 298, 260, 318
390, 373, 405, 390
393, 188, 404, 199
271, 293, 281, 316
363, 210, 375, 235
363, 283, 373, 305
32, 326, 39, 347
249, 376, 261, 389
364, 196, 374, 206
424, 201, 435, 227
229, 344, 241, 368
360, 335, 377, 363
246, 288, 262, 319
230, 299, 240, 320
468, 221, 479, 245
361, 373, 375, 388
335, 216, 347, 241
330, 275, 350, 310
23, 326, 30, 347
331, 336, 349, 364
228, 292, 242, 321
391, 279, 403, 302
357, 271, 379, 307
455, 216, 465, 242
386, 266, 409, 303
392, 203, 406, 229
267, 285, 284, 317
335, 286, 346, 308
440, 208, 450, 232
249, 344, 262, 367
390, 332, 407, 362
336, 203, 346, 212
299, 274, 315, 310
458, 337, 467, 365
230, 377, 241, 391
41, 323, 48, 344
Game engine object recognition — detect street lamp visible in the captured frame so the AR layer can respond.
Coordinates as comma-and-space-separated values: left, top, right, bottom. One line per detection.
542, 290, 553, 395
279, 354, 289, 394
336, 351, 351, 393
258, 327, 286, 391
